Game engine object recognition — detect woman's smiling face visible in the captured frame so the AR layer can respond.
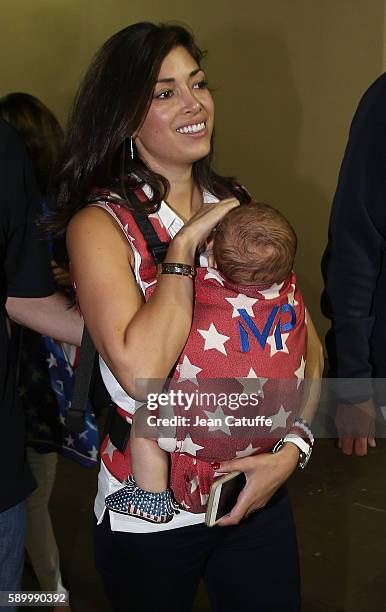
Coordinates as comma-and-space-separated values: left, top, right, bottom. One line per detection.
134, 45, 214, 172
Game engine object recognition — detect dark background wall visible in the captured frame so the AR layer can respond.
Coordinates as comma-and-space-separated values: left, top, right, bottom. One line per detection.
1, 0, 385, 339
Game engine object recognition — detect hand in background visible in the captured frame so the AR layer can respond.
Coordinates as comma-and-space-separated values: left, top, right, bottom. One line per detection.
51, 260, 70, 287
335, 399, 376, 456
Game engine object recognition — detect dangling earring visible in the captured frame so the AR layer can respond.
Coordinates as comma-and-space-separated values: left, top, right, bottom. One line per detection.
130, 137, 134, 160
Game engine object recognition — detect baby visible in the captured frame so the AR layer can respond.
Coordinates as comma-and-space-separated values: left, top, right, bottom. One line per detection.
105, 202, 307, 522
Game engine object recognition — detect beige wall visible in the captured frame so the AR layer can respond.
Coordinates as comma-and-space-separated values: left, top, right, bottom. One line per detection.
1, 0, 385, 338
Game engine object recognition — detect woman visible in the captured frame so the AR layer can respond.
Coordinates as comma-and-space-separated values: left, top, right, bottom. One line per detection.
50, 22, 323, 612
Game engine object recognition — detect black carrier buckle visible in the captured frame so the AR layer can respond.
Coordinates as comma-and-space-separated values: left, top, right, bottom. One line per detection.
149, 243, 169, 265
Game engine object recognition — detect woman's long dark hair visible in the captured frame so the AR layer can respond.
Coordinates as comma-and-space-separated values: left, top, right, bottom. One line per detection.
49, 22, 249, 237
0, 92, 63, 197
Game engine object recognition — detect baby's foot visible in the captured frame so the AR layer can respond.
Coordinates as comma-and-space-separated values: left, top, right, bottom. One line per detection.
105, 475, 181, 523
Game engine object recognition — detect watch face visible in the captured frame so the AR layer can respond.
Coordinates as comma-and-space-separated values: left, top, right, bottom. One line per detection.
299, 447, 312, 469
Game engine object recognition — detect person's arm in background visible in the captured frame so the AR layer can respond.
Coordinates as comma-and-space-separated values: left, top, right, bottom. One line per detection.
1, 120, 83, 346
5, 293, 82, 346
321, 74, 386, 456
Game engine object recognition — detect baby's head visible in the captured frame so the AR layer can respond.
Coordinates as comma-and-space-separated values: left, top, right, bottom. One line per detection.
212, 202, 297, 285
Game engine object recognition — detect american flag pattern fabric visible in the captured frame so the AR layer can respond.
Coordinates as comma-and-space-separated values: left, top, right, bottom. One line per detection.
95, 191, 307, 513
14, 197, 99, 468
14, 326, 99, 468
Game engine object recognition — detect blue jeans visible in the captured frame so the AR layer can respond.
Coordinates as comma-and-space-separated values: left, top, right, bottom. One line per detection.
0, 500, 26, 599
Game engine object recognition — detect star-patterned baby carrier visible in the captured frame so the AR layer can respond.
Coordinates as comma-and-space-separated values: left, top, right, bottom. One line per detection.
92, 187, 307, 516
145, 268, 307, 512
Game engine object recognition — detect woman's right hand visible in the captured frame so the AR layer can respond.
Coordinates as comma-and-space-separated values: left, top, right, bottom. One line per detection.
171, 198, 240, 259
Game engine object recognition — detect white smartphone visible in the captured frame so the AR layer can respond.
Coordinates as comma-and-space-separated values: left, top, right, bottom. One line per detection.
205, 471, 246, 527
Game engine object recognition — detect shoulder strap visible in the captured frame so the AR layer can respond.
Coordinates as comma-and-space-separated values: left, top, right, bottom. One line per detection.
65, 326, 96, 433
87, 187, 169, 264
127, 188, 169, 265
65, 187, 167, 432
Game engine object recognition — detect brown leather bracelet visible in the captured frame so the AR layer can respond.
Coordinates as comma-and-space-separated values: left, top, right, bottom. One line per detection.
157, 262, 196, 279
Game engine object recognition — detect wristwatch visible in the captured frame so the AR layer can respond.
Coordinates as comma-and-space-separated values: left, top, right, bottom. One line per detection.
272, 433, 312, 469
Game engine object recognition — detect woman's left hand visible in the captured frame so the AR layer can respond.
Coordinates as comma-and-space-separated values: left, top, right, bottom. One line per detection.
215, 443, 299, 526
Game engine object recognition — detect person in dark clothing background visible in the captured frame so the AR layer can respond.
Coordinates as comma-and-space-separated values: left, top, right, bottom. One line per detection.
0, 119, 82, 596
0, 93, 73, 609
321, 73, 386, 456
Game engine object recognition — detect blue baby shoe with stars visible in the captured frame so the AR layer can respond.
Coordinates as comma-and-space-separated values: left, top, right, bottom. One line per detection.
105, 475, 181, 523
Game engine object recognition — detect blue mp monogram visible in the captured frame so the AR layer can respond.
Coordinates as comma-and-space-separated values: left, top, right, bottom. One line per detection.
238, 304, 296, 353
